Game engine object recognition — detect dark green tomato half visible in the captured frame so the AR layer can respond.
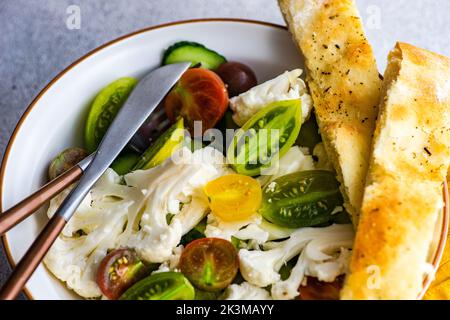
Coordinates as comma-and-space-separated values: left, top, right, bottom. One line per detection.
85, 77, 138, 152
120, 272, 195, 300
227, 99, 302, 176
110, 152, 140, 176
48, 147, 88, 180
260, 170, 343, 228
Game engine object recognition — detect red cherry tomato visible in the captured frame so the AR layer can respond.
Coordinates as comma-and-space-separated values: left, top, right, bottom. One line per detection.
164, 68, 228, 136
298, 276, 344, 300
96, 248, 147, 300
179, 238, 238, 292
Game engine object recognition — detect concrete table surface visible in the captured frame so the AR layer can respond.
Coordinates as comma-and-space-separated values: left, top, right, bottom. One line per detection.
0, 0, 449, 299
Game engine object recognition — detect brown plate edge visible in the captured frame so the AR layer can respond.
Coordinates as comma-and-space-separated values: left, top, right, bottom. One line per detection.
417, 180, 449, 300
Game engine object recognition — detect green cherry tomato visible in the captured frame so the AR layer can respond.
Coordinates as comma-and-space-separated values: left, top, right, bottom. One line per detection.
120, 272, 195, 300
179, 238, 238, 292
260, 170, 343, 228
85, 77, 138, 152
227, 99, 302, 176
48, 147, 88, 180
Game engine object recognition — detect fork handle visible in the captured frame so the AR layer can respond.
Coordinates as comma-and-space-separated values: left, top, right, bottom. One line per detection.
0, 166, 82, 236
0, 214, 67, 299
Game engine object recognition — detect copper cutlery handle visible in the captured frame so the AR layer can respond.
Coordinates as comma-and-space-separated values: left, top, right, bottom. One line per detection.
0, 214, 67, 300
0, 64, 189, 300
0, 166, 82, 236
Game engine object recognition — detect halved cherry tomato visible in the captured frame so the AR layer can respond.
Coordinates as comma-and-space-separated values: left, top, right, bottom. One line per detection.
204, 174, 262, 222
179, 238, 238, 292
164, 68, 228, 135
298, 276, 344, 300
96, 248, 147, 300
120, 272, 195, 300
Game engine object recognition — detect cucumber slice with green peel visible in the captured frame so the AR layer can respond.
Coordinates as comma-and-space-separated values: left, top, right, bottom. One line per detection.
84, 77, 138, 152
162, 41, 227, 70
110, 152, 140, 175
133, 117, 184, 170
227, 99, 302, 176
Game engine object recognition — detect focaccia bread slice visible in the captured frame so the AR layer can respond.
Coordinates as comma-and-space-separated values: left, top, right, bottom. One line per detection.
341, 43, 450, 300
278, 0, 382, 225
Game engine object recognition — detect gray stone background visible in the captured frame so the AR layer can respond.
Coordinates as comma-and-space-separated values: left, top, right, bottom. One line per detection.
0, 0, 448, 299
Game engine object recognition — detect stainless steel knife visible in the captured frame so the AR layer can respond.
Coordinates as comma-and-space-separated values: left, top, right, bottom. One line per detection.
0, 62, 190, 299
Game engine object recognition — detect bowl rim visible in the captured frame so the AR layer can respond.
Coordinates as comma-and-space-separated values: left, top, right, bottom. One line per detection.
0, 18, 448, 300
0, 17, 288, 300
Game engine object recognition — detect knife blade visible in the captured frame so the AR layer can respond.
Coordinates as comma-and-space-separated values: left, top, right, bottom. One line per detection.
0, 62, 190, 300
58, 62, 190, 220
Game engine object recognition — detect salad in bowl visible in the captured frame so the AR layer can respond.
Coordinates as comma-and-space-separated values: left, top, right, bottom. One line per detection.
42, 40, 354, 300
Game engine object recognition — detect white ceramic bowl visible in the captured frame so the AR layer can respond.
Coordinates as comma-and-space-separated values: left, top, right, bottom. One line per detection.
1, 19, 447, 300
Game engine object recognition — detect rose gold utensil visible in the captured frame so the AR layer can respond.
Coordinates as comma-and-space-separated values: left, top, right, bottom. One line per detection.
0, 62, 190, 300
0, 104, 171, 237
0, 154, 93, 236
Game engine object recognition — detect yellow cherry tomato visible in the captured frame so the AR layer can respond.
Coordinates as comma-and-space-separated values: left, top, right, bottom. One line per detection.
204, 174, 262, 222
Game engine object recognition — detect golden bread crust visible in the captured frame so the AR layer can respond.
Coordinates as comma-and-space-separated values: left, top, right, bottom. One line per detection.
278, 0, 382, 225
341, 43, 450, 300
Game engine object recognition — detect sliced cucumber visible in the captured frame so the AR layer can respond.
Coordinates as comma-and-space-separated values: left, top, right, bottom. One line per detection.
84, 77, 137, 152
162, 41, 226, 70
133, 117, 184, 170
